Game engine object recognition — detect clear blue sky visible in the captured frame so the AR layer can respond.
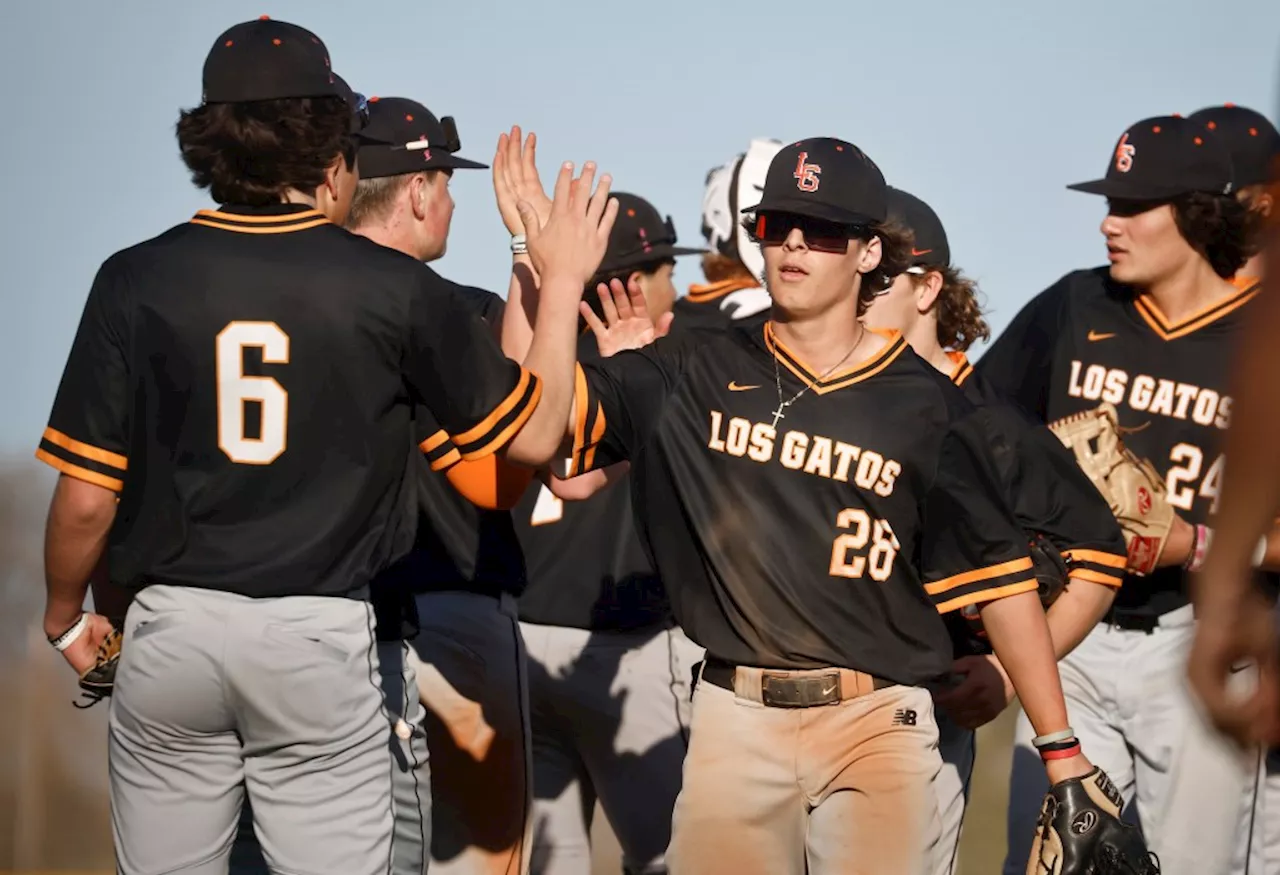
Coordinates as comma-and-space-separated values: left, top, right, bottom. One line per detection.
1, 0, 1277, 459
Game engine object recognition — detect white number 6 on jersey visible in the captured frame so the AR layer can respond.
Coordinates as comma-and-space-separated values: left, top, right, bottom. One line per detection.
217, 321, 289, 465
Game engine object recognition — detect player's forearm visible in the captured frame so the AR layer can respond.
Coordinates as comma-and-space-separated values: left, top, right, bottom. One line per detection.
43, 475, 117, 637
981, 591, 1071, 735
1045, 580, 1116, 659
500, 255, 539, 362
503, 276, 582, 468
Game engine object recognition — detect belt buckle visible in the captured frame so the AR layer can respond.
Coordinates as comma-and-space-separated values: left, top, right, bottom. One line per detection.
760, 671, 842, 708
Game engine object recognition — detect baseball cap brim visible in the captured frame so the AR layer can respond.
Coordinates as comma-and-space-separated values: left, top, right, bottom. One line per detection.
432, 153, 489, 171
1066, 177, 1196, 200
741, 196, 878, 227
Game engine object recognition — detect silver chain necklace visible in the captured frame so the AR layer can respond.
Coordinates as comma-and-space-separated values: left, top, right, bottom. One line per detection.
769, 325, 864, 429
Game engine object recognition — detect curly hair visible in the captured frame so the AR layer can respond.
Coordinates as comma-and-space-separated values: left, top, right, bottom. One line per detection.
1172, 191, 1262, 278
907, 265, 990, 352
177, 97, 355, 206
738, 215, 912, 316
701, 252, 758, 284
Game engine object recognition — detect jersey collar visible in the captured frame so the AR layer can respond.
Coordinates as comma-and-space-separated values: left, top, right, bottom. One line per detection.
945, 350, 974, 386
1133, 276, 1259, 341
763, 322, 908, 394
190, 202, 331, 234
685, 277, 760, 304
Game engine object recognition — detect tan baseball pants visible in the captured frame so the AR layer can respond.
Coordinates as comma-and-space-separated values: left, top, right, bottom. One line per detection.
666, 662, 943, 875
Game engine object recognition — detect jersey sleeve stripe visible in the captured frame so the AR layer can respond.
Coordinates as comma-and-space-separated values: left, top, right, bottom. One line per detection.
582, 401, 606, 472
1062, 548, 1126, 569
451, 367, 536, 447
934, 579, 1038, 614
35, 447, 124, 492
1067, 568, 1124, 587
420, 430, 462, 470
427, 447, 462, 472
924, 556, 1034, 596
570, 364, 590, 471
40, 427, 127, 470
419, 430, 451, 454
452, 369, 543, 461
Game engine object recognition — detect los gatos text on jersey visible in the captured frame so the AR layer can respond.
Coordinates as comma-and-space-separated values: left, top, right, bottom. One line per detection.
706, 410, 902, 496
1067, 360, 1232, 430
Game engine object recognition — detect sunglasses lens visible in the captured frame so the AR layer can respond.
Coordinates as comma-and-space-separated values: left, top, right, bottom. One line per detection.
757, 213, 849, 253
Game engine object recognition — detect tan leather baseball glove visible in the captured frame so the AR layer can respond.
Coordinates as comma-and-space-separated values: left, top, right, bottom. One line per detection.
1047, 403, 1174, 576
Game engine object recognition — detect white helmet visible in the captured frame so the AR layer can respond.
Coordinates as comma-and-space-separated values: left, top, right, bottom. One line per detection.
700, 137, 784, 285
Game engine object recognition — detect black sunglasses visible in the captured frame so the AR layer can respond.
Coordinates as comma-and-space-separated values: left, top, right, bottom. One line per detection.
753, 211, 865, 254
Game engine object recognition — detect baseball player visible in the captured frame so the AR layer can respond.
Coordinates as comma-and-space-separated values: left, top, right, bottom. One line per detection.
350, 96, 536, 875
861, 186, 1127, 875
527, 136, 1146, 875
675, 138, 784, 330
507, 188, 706, 875
36, 17, 614, 874
973, 114, 1272, 874
1156, 102, 1280, 875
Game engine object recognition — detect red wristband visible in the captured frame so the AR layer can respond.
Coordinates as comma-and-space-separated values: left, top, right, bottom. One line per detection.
1040, 742, 1082, 761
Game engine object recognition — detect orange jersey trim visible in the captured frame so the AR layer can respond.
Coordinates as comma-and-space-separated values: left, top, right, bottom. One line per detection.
1062, 548, 1126, 569
934, 579, 1038, 614
685, 278, 760, 304
453, 369, 543, 461
945, 351, 974, 387
1068, 568, 1124, 588
35, 448, 124, 492
190, 217, 332, 235
764, 324, 908, 394
40, 427, 127, 470
925, 557, 1034, 596
1134, 281, 1259, 341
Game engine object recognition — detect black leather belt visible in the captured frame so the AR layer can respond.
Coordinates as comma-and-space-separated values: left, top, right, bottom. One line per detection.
1103, 608, 1161, 634
698, 657, 894, 708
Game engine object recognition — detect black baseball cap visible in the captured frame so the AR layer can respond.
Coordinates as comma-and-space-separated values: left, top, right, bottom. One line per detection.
742, 137, 888, 226
1188, 104, 1280, 188
330, 74, 385, 142
597, 193, 705, 274
357, 97, 488, 179
203, 16, 339, 104
887, 187, 950, 268
1067, 115, 1234, 200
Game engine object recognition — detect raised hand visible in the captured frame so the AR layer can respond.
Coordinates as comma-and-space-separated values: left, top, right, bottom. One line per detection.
493, 126, 554, 237
581, 276, 673, 358
516, 161, 617, 290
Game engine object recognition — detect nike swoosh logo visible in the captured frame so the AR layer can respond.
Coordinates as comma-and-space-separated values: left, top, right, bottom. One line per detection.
1087, 330, 1116, 341
911, 248, 932, 257
728, 381, 760, 391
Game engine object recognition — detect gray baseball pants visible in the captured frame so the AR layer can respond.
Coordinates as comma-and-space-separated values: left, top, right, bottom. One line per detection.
520, 622, 702, 875
229, 640, 431, 875
109, 583, 400, 875
930, 713, 976, 875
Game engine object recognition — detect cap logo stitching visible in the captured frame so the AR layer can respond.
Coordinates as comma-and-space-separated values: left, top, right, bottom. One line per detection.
793, 152, 821, 192
1115, 133, 1135, 173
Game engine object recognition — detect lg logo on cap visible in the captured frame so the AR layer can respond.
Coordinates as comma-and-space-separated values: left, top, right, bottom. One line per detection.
1115, 133, 1135, 173
794, 152, 821, 192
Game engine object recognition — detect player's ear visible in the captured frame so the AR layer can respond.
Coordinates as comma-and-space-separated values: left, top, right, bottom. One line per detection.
855, 235, 883, 275
916, 270, 944, 314
410, 174, 430, 220
1255, 189, 1273, 219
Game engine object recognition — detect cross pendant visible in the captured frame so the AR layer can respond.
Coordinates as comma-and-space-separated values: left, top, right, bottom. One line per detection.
770, 407, 786, 429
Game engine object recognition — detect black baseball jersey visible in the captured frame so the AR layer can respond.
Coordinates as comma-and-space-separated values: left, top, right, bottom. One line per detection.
514, 332, 668, 631
569, 322, 1039, 685
942, 353, 1128, 653
976, 268, 1263, 615
36, 204, 539, 599
371, 286, 527, 639
670, 279, 770, 334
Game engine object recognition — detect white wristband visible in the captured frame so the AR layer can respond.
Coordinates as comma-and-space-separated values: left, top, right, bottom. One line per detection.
1252, 535, 1268, 568
510, 234, 528, 255
1032, 727, 1075, 748
50, 613, 88, 652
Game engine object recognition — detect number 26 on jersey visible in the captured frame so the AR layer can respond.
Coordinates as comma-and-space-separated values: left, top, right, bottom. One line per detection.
216, 321, 289, 465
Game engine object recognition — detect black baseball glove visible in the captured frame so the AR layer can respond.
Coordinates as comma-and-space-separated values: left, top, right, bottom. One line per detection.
74, 625, 122, 709
1026, 767, 1160, 874
1030, 532, 1070, 609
